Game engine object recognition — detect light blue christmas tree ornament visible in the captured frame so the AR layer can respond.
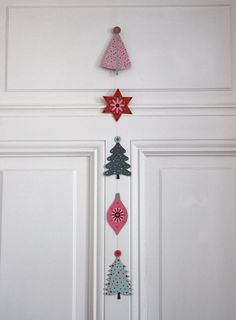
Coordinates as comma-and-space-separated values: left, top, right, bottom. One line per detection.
105, 250, 132, 299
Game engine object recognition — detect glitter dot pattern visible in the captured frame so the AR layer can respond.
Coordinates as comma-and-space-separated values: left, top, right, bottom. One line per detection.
104, 256, 132, 299
104, 141, 131, 179
101, 34, 131, 71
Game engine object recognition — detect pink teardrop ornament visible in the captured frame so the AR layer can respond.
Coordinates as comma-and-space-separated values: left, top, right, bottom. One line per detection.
107, 193, 128, 235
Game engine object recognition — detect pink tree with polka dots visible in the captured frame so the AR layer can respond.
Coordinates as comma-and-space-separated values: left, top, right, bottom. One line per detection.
101, 26, 131, 74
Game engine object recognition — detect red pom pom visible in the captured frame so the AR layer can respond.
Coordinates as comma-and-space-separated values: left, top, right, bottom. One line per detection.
113, 26, 121, 34
114, 250, 122, 257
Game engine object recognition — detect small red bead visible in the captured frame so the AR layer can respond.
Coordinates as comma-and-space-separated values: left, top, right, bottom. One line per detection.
113, 26, 121, 34
114, 250, 122, 257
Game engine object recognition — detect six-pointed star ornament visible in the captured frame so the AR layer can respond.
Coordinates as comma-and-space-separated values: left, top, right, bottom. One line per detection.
103, 89, 132, 121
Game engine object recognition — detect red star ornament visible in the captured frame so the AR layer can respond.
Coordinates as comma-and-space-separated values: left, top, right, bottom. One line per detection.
103, 89, 132, 121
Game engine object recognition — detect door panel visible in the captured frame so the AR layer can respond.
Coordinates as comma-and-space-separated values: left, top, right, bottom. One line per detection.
6, 6, 230, 91
161, 168, 234, 320
131, 143, 236, 320
0, 154, 99, 320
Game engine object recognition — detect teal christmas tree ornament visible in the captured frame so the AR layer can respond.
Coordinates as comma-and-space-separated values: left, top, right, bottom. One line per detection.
104, 250, 132, 299
104, 137, 131, 179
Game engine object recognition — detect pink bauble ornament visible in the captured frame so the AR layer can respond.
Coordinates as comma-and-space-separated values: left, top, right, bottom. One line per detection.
107, 193, 128, 235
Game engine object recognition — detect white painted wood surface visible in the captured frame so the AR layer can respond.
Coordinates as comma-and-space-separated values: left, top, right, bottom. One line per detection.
0, 1, 235, 320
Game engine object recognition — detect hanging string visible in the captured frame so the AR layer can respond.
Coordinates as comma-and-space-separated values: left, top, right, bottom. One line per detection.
115, 67, 119, 249
113, 27, 120, 194
115, 122, 119, 193
114, 26, 120, 248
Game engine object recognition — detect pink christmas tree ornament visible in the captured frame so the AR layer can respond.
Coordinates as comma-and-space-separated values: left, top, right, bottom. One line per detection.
107, 193, 128, 235
101, 26, 131, 74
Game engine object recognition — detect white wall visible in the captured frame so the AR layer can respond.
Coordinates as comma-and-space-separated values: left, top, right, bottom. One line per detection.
0, 1, 235, 320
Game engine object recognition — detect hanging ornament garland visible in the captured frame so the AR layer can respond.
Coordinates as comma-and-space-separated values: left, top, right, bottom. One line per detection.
105, 250, 132, 299
107, 193, 128, 235
102, 26, 133, 300
104, 136, 131, 179
101, 26, 131, 74
104, 138, 132, 299
103, 88, 132, 121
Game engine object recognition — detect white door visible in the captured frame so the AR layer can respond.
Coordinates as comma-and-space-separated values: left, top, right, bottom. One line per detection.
0, 1, 235, 320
